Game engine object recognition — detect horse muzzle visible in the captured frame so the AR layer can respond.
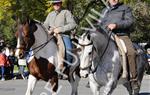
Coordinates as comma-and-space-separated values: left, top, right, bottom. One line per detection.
15, 49, 25, 59
80, 70, 89, 78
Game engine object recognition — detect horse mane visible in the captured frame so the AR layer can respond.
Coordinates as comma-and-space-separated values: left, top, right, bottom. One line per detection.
89, 29, 115, 57
28, 19, 49, 41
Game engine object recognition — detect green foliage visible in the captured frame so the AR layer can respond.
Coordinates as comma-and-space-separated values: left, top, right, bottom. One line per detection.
0, 0, 150, 48
0, 0, 16, 47
130, 2, 150, 43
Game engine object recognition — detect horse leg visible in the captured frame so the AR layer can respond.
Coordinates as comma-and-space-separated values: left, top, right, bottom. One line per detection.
88, 74, 100, 95
102, 79, 117, 95
69, 73, 80, 95
131, 81, 141, 95
123, 82, 133, 95
25, 74, 37, 95
49, 75, 58, 95
89, 81, 100, 95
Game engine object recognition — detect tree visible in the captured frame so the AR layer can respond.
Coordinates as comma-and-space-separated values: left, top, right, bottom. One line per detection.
0, 0, 16, 47
130, 1, 150, 43
0, 0, 150, 47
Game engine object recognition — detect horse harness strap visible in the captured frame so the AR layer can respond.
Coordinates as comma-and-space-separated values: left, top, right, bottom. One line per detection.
26, 21, 54, 56
78, 42, 93, 47
26, 35, 54, 56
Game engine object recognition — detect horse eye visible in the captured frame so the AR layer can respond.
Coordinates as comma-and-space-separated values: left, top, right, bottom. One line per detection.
87, 34, 90, 40
89, 51, 92, 55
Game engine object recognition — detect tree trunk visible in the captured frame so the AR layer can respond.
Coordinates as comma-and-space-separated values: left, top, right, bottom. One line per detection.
67, 0, 73, 13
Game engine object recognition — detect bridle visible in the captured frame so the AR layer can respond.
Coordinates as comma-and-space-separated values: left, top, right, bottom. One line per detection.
16, 20, 54, 56
79, 33, 94, 70
78, 41, 93, 47
79, 47, 94, 70
79, 30, 113, 73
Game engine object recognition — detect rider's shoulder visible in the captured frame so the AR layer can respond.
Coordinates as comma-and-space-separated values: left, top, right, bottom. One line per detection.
61, 9, 72, 14
118, 4, 132, 11
47, 11, 56, 17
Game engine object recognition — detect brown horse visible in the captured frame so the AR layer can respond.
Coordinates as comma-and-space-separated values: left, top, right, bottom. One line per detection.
15, 18, 80, 95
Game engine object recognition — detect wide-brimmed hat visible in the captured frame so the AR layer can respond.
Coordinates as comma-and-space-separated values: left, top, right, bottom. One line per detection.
50, 0, 62, 4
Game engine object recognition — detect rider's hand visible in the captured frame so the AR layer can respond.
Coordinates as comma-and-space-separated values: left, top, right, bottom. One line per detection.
107, 24, 117, 30
48, 30, 54, 35
48, 27, 54, 35
54, 28, 60, 34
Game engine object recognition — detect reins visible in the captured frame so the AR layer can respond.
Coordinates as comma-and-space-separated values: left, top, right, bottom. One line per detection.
91, 30, 113, 73
18, 20, 55, 56
26, 35, 54, 56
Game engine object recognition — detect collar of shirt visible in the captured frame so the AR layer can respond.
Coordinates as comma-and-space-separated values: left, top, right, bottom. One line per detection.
109, 3, 123, 10
54, 8, 62, 15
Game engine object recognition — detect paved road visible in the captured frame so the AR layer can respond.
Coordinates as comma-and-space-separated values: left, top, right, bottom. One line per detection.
0, 75, 150, 95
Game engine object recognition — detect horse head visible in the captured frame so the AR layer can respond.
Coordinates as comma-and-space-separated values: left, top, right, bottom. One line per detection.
78, 30, 111, 78
78, 32, 93, 78
15, 17, 37, 59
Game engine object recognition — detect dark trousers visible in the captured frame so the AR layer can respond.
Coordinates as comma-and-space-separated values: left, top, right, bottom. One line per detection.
119, 36, 137, 79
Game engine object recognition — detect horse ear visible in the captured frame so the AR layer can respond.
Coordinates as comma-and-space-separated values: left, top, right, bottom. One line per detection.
90, 32, 97, 40
29, 20, 37, 32
89, 32, 99, 53
87, 33, 91, 40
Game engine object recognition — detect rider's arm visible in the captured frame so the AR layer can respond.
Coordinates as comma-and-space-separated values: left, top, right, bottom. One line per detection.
115, 7, 134, 29
57, 10, 77, 33
44, 13, 51, 30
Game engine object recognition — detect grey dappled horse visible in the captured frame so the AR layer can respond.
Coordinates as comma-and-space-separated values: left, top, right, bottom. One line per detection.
78, 31, 147, 95
15, 19, 80, 95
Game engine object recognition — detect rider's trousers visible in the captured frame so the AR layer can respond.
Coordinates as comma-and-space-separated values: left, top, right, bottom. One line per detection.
118, 35, 137, 80
62, 35, 73, 65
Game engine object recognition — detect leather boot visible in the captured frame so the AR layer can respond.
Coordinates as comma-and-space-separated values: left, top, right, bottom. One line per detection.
130, 78, 139, 90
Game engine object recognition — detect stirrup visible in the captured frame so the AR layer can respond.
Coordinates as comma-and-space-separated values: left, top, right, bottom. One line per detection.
130, 79, 140, 90
56, 68, 68, 79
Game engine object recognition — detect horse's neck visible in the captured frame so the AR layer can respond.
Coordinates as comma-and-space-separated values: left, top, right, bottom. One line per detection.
93, 32, 118, 60
92, 32, 120, 73
32, 24, 57, 59
33, 24, 48, 46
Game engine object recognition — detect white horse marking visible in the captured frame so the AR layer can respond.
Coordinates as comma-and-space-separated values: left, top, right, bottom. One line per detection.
25, 74, 37, 95
112, 51, 119, 63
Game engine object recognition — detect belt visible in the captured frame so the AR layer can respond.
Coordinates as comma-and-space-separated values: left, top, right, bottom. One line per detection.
115, 33, 128, 36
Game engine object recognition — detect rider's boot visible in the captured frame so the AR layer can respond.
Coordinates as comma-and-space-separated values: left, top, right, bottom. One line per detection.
128, 55, 139, 90
130, 77, 139, 90
145, 62, 150, 75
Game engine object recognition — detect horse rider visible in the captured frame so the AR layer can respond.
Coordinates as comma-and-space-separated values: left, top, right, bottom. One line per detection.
44, 0, 77, 77
99, 0, 139, 89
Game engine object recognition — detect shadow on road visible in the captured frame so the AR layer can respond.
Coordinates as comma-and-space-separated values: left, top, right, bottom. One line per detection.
140, 93, 150, 95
